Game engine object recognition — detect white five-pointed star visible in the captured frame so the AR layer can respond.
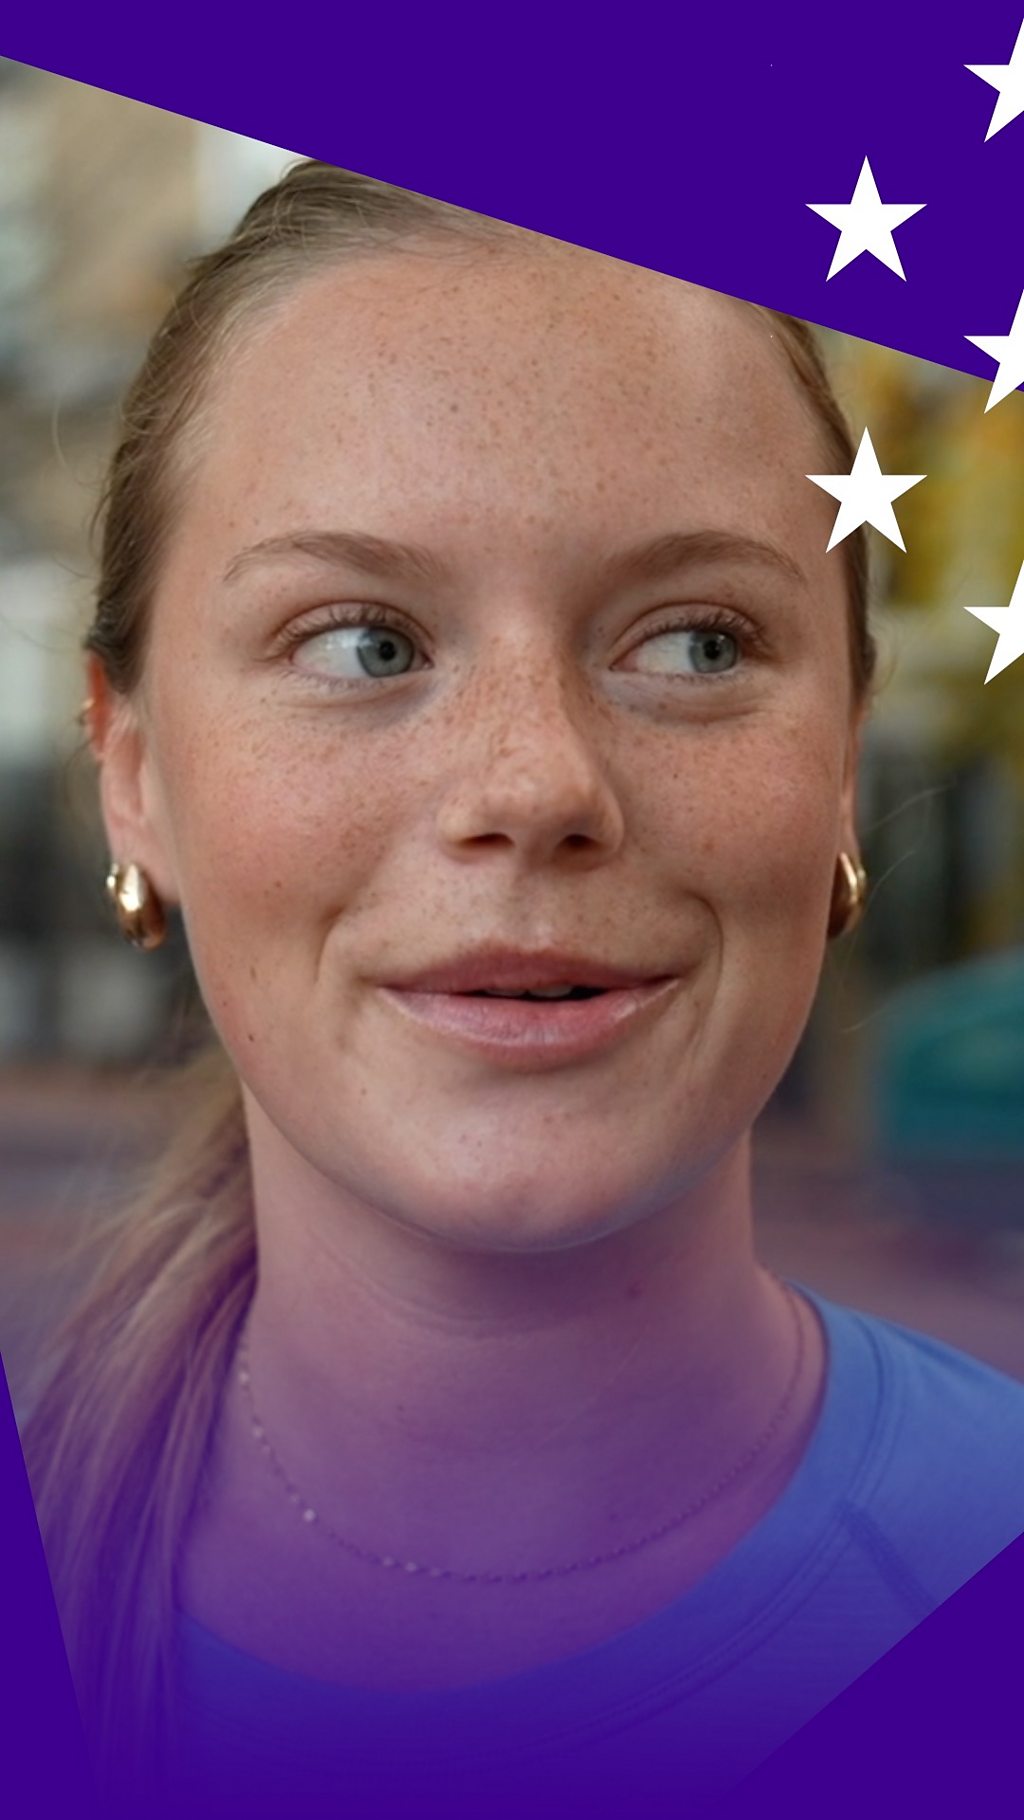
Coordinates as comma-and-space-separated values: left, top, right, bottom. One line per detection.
964, 561, 1024, 683
807, 428, 925, 552
965, 286, 1024, 411
966, 17, 1024, 140
806, 157, 925, 280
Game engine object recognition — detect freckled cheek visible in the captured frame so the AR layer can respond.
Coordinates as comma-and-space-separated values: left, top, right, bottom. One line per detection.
168, 757, 396, 1066
656, 731, 840, 920
166, 736, 402, 945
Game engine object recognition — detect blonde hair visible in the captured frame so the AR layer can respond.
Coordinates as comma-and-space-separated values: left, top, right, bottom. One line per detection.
22, 160, 874, 1795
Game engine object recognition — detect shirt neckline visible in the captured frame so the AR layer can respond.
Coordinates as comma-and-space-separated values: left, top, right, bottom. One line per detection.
175, 1281, 890, 1747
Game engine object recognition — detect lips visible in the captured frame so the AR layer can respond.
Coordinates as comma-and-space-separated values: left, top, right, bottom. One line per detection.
376, 975, 682, 1069
460, 984, 603, 1000
382, 946, 669, 995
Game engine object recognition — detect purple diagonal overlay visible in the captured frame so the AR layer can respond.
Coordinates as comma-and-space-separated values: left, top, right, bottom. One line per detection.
2, 5, 1024, 382
724, 1528, 1024, 1816
0, 1362, 96, 1814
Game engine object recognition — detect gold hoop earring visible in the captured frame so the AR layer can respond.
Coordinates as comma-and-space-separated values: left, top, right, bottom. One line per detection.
827, 851, 867, 940
105, 861, 167, 951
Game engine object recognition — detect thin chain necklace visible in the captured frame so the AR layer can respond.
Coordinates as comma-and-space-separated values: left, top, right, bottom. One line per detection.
235, 1275, 807, 1586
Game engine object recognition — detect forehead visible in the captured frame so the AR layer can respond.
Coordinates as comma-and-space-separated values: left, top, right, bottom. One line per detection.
179, 244, 831, 569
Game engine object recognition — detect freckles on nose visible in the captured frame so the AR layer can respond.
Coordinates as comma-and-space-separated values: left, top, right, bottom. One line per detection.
468, 648, 608, 744
435, 677, 624, 856
472, 681, 605, 786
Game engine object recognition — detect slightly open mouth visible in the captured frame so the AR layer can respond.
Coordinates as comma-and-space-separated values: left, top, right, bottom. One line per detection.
459, 986, 608, 1001
379, 976, 679, 1064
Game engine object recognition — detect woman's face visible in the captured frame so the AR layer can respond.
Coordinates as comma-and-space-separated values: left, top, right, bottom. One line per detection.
96, 243, 863, 1252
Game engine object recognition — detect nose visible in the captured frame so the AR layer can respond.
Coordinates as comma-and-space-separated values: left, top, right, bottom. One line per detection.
435, 640, 626, 867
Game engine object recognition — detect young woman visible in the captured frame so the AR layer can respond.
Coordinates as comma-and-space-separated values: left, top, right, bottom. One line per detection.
22, 162, 1024, 1816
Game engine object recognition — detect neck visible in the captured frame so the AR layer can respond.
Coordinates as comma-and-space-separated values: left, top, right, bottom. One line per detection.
227, 1115, 818, 1571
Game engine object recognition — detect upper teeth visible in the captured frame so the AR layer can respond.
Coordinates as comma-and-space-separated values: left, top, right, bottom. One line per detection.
484, 983, 578, 997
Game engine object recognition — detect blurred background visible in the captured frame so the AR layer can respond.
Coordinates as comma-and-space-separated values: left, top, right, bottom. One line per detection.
1, 57, 1023, 1410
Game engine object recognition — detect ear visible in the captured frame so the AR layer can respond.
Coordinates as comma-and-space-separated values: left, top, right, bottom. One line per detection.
85, 653, 180, 905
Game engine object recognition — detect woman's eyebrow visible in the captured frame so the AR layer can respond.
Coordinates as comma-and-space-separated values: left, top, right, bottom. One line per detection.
222, 529, 448, 589
599, 529, 806, 590
221, 526, 806, 591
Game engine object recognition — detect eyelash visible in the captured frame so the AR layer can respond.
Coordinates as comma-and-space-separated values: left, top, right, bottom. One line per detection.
276, 602, 420, 662
274, 601, 766, 687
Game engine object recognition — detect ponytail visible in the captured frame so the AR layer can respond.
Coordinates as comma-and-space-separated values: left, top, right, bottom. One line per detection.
21, 1040, 255, 1793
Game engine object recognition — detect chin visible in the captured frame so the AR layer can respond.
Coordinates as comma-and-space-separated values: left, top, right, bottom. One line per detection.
437, 1209, 634, 1257
383, 1164, 670, 1258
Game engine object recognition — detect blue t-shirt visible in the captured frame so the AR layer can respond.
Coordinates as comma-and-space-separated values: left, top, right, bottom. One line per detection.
164, 1283, 1024, 1815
